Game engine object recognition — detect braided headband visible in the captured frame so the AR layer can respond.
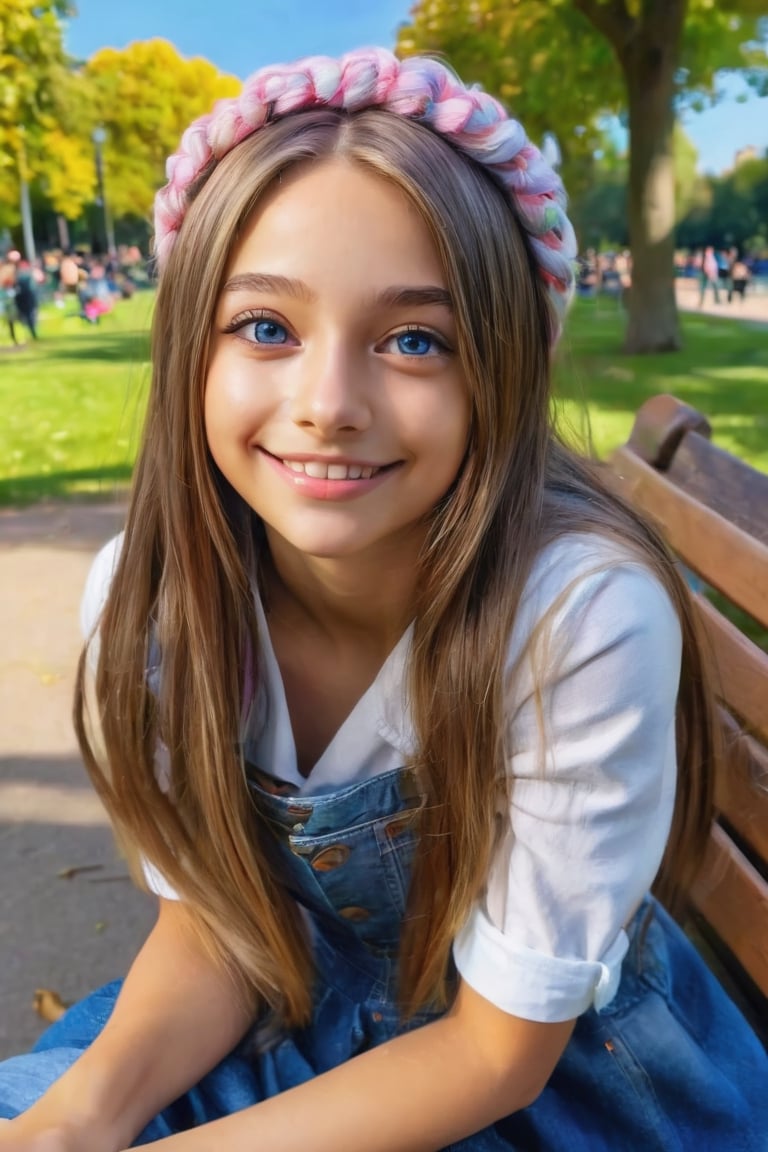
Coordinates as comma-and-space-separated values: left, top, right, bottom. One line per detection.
154, 47, 576, 332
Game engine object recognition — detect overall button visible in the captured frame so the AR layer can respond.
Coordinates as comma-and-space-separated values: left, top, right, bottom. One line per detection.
286, 804, 313, 819
385, 815, 414, 839
338, 906, 370, 922
311, 845, 351, 872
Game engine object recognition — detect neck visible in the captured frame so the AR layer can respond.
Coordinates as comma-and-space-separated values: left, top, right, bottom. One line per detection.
261, 532, 421, 653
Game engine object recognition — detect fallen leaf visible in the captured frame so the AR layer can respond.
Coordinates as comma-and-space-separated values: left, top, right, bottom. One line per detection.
57, 864, 104, 881
33, 988, 71, 1023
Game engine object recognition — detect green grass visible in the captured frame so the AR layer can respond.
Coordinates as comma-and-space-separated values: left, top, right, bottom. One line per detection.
553, 297, 768, 473
0, 291, 765, 509
0, 293, 153, 504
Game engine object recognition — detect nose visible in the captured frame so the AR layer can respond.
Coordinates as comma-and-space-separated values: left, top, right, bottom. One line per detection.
288, 338, 372, 435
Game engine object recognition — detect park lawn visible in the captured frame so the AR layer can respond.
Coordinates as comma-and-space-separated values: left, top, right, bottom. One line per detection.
0, 292, 154, 504
554, 297, 768, 475
1, 291, 766, 507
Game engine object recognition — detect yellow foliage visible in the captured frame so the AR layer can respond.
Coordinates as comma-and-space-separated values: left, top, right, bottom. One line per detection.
40, 128, 97, 219
82, 39, 241, 219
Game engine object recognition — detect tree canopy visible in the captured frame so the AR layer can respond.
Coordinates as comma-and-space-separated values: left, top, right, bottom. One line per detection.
80, 40, 240, 221
0, 0, 75, 228
0, 7, 240, 242
397, 0, 768, 352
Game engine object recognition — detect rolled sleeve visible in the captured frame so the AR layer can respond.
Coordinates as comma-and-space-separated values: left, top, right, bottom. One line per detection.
454, 904, 629, 1022
452, 538, 682, 1022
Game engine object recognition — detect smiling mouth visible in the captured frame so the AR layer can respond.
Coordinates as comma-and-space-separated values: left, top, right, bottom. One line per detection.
277, 459, 393, 480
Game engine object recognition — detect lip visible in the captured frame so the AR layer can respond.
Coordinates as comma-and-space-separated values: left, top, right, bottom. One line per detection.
259, 449, 401, 501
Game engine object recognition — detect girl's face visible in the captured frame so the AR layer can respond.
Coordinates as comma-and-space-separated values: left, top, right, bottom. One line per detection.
206, 158, 470, 568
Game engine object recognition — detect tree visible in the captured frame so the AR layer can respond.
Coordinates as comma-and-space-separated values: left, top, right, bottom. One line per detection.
397, 0, 768, 353
0, 0, 74, 255
80, 40, 241, 223
39, 126, 96, 222
573, 124, 699, 250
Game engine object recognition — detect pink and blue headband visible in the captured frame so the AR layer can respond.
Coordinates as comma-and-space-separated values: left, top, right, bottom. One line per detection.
154, 47, 576, 334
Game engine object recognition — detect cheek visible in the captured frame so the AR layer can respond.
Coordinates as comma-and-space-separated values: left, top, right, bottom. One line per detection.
418, 381, 471, 460
204, 358, 268, 438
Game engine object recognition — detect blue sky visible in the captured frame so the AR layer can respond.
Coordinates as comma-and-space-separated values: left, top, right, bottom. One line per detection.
64, 0, 768, 176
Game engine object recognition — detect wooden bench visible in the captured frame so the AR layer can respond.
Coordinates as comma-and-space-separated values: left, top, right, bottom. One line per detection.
607, 394, 768, 1040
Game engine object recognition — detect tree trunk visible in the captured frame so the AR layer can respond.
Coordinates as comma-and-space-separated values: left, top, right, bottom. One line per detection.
620, 4, 686, 353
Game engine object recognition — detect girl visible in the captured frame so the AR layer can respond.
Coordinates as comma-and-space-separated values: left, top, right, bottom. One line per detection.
0, 47, 765, 1151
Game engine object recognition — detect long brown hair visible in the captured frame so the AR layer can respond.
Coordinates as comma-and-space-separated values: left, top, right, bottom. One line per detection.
74, 109, 717, 1024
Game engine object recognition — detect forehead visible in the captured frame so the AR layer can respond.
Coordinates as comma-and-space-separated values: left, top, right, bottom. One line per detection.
226, 157, 447, 286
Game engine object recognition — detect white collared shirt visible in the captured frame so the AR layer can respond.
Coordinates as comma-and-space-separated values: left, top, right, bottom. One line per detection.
82, 532, 680, 1023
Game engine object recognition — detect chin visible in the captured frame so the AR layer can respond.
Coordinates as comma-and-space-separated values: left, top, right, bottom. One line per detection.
287, 535, 377, 560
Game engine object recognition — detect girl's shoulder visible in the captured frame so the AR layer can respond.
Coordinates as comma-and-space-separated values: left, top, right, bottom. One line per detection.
522, 530, 666, 607
80, 531, 124, 641
508, 530, 679, 673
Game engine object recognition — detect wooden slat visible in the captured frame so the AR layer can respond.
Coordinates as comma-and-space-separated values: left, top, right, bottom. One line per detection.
714, 713, 768, 864
611, 445, 768, 628
690, 824, 768, 996
668, 433, 768, 547
694, 594, 768, 745
626, 394, 711, 469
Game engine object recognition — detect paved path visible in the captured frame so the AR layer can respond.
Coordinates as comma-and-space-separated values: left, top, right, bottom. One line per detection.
0, 501, 155, 1059
676, 277, 768, 326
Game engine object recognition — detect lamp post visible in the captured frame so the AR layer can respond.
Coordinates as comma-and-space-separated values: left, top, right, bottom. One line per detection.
92, 126, 115, 255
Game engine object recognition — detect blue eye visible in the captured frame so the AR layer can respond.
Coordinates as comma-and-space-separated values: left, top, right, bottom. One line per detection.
398, 331, 431, 355
389, 329, 445, 357
253, 319, 288, 344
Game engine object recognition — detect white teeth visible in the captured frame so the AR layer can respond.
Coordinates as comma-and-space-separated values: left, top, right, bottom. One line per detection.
281, 459, 381, 480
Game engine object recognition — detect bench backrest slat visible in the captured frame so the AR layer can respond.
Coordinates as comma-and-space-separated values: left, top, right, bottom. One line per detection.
666, 432, 768, 547
716, 714, 768, 864
690, 824, 768, 997
611, 445, 768, 627
695, 594, 768, 745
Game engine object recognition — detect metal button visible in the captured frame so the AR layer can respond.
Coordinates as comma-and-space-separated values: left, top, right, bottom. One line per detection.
286, 804, 313, 818
385, 815, 413, 839
311, 845, 351, 872
338, 906, 370, 922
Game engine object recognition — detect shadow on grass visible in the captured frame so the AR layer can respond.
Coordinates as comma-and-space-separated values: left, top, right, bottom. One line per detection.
29, 331, 151, 365
556, 305, 768, 462
0, 465, 134, 507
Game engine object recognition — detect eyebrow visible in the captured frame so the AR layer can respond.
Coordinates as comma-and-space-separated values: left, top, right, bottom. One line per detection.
375, 285, 453, 310
221, 273, 453, 311
221, 273, 315, 301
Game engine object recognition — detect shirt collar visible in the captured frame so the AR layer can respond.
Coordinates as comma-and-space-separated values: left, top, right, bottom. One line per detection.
241, 583, 417, 792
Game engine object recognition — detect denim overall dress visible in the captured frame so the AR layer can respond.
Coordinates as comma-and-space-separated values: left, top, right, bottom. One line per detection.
0, 761, 766, 1149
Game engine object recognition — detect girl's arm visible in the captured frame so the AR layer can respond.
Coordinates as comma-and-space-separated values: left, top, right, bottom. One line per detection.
126, 979, 574, 1152
4, 898, 255, 1152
